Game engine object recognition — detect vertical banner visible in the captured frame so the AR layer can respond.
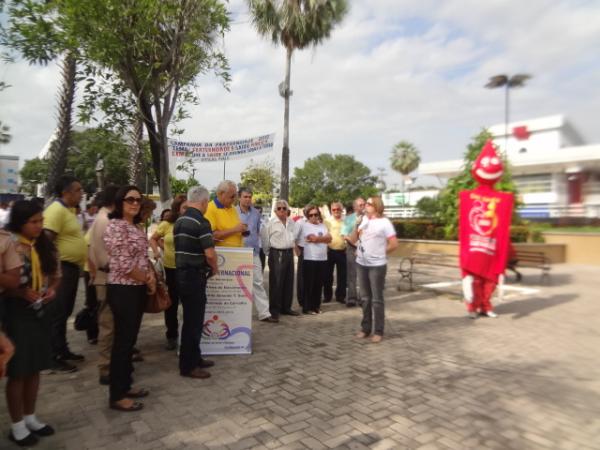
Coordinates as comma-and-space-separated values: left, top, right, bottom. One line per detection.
201, 247, 254, 355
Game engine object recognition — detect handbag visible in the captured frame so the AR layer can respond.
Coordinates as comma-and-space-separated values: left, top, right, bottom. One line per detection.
145, 258, 172, 313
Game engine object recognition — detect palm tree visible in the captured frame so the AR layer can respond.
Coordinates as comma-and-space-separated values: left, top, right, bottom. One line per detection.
390, 140, 421, 205
247, 0, 349, 201
44, 52, 77, 198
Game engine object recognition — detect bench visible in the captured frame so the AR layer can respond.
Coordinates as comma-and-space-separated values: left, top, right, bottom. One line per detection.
510, 250, 551, 283
397, 252, 459, 291
398, 250, 551, 291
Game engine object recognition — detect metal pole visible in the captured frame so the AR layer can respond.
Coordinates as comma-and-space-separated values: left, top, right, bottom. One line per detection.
504, 83, 509, 155
223, 159, 226, 180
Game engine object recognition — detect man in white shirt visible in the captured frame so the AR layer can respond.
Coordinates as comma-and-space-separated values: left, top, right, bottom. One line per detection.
260, 200, 300, 319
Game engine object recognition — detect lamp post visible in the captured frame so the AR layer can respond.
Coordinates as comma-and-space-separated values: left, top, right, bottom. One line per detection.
485, 74, 531, 153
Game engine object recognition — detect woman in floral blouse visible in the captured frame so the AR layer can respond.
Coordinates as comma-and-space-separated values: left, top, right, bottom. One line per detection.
4, 200, 60, 446
103, 186, 156, 412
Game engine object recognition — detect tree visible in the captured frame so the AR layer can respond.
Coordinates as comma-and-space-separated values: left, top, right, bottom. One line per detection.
169, 176, 200, 195
19, 128, 135, 195
437, 129, 519, 239
58, 0, 231, 205
390, 140, 421, 193
247, 0, 349, 201
3, 1, 78, 199
290, 154, 378, 207
415, 196, 442, 220
240, 159, 278, 206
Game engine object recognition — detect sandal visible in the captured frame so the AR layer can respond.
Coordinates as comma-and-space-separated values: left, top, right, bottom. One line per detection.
126, 388, 149, 398
109, 400, 144, 412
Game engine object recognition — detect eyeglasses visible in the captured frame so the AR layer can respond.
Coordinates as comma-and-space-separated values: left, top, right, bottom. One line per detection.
308, 213, 319, 218
124, 197, 143, 205
276, 207, 287, 211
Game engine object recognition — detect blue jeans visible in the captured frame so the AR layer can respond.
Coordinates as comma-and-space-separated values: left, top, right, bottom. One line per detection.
357, 264, 387, 336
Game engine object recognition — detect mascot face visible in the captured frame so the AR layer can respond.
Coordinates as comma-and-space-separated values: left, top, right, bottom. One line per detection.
472, 140, 503, 185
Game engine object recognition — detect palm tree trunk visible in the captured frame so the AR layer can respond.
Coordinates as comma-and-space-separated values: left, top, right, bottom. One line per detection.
128, 117, 144, 188
280, 45, 292, 201
44, 52, 76, 199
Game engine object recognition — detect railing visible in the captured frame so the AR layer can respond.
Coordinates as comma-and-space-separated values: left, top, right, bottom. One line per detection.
384, 204, 600, 219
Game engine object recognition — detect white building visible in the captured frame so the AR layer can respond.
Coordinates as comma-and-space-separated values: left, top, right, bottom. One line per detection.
0, 155, 19, 194
419, 115, 600, 219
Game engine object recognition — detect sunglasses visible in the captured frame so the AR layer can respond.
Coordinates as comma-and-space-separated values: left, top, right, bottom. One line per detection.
308, 213, 320, 218
276, 207, 287, 211
366, 202, 374, 206
124, 196, 143, 205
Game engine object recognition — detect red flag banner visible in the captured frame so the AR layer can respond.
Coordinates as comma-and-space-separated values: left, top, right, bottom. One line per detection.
459, 187, 514, 282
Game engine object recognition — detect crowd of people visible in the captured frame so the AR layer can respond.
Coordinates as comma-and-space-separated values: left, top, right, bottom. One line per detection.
0, 175, 399, 446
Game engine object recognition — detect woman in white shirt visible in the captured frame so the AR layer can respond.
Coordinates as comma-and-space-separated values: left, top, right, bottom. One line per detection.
295, 205, 331, 315
350, 197, 398, 343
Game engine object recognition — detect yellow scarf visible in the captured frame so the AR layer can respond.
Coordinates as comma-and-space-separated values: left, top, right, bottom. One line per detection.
18, 234, 42, 292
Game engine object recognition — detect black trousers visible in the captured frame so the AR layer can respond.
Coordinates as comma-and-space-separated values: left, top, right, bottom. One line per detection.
324, 248, 347, 302
259, 249, 266, 272
268, 248, 294, 317
51, 261, 81, 357
107, 284, 146, 402
296, 248, 304, 307
84, 271, 99, 341
302, 260, 326, 313
177, 268, 208, 375
164, 267, 180, 340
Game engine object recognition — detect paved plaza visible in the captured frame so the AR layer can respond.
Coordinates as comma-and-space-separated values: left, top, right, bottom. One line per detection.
1, 260, 599, 450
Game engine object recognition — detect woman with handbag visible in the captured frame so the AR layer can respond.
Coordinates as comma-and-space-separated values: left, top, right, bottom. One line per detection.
103, 186, 156, 412
4, 200, 60, 446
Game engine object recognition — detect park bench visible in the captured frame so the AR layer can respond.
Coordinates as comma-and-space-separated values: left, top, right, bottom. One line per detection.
398, 250, 551, 291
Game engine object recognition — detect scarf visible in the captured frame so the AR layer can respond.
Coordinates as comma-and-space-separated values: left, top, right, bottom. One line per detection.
18, 234, 42, 292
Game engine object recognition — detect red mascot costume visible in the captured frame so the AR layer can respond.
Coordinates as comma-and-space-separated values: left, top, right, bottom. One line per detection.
459, 140, 514, 318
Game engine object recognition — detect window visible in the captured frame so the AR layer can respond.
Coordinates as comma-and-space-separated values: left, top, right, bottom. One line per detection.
513, 174, 552, 193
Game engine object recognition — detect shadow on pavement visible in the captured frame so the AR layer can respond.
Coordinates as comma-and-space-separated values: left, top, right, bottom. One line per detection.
495, 293, 577, 319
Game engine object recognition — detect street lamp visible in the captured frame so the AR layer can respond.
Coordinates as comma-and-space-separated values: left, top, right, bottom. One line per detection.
485, 74, 531, 153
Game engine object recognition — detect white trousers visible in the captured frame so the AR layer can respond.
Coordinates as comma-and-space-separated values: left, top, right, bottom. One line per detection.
253, 253, 271, 320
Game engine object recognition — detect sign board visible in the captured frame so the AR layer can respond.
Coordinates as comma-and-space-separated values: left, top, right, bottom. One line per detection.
201, 247, 254, 355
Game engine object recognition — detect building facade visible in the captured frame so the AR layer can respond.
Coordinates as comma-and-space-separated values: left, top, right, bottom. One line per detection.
0, 155, 19, 194
419, 115, 600, 219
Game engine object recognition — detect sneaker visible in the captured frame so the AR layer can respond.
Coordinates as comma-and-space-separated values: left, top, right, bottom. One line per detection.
165, 338, 177, 351
61, 350, 84, 362
50, 358, 78, 374
485, 311, 498, 318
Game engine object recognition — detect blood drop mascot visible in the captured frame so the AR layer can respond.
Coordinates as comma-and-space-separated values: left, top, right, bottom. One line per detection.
459, 140, 514, 318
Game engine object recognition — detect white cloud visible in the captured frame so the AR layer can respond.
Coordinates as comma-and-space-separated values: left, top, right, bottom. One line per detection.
2, 0, 599, 191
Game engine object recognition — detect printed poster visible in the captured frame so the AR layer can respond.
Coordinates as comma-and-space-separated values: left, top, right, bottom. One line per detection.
201, 247, 254, 355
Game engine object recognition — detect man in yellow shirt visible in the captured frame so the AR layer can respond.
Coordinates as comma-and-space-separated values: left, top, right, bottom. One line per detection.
43, 175, 86, 373
324, 202, 347, 304
204, 180, 247, 247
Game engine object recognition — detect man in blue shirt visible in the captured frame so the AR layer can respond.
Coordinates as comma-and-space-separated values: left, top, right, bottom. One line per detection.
236, 188, 277, 323
341, 197, 365, 307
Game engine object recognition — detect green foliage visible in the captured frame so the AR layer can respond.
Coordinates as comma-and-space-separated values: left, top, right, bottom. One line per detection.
393, 219, 535, 242
289, 154, 378, 207
19, 128, 135, 195
415, 196, 442, 220
390, 140, 420, 176
19, 157, 48, 196
0, 121, 10, 144
240, 159, 278, 206
247, 0, 349, 51
436, 129, 520, 239
169, 176, 199, 195
56, 0, 232, 202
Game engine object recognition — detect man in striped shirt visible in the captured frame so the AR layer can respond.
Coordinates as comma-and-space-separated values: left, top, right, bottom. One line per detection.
174, 186, 218, 379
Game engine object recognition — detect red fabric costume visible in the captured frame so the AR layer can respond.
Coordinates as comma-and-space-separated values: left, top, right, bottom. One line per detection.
459, 140, 514, 313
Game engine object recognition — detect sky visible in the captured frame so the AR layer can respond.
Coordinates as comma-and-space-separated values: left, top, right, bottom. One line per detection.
2, 0, 600, 191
